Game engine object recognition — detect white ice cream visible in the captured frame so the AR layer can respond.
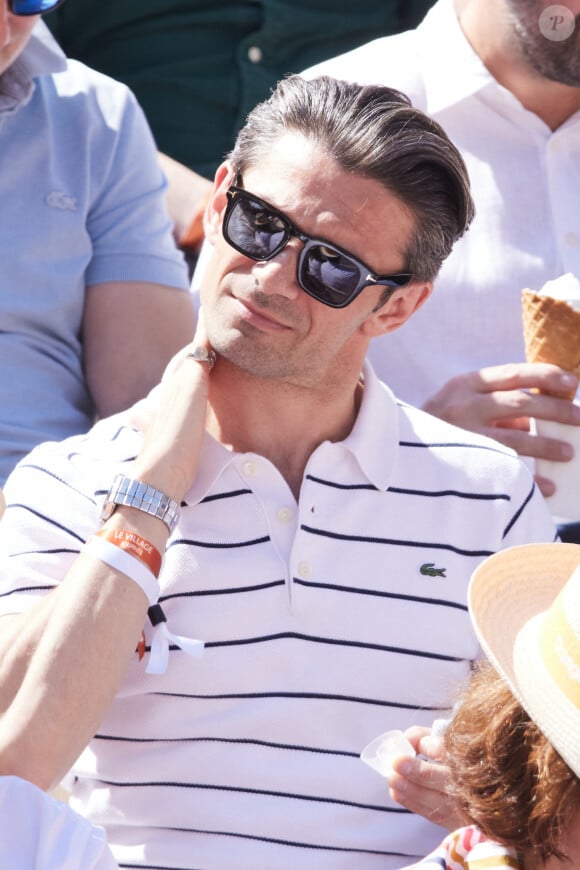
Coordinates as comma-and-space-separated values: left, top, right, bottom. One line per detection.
538, 273, 580, 311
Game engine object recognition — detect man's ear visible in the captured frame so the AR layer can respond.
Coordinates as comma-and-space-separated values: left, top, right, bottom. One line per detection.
203, 160, 236, 244
361, 282, 433, 338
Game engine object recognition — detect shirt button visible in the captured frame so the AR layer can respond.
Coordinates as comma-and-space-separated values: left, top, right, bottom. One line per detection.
564, 232, 580, 248
242, 459, 258, 478
247, 45, 263, 63
276, 507, 293, 524
297, 560, 311, 579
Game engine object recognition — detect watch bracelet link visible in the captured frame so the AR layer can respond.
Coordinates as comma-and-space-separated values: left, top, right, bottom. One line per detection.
103, 474, 180, 534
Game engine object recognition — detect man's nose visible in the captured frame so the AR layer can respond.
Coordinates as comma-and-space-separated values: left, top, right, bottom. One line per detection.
252, 238, 303, 300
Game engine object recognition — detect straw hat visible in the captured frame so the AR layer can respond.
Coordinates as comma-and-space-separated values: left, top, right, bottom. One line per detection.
469, 542, 580, 778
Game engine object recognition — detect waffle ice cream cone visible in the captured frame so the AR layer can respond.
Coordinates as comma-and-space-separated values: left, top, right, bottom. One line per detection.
522, 275, 580, 400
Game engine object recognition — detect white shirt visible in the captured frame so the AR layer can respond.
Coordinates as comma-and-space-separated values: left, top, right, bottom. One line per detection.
0, 363, 556, 869
304, 0, 580, 407
0, 777, 118, 869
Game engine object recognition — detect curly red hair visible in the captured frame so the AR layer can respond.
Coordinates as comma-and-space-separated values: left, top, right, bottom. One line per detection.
444, 662, 580, 862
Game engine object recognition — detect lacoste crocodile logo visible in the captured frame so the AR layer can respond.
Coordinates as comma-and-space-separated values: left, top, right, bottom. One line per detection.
45, 190, 78, 211
420, 562, 446, 578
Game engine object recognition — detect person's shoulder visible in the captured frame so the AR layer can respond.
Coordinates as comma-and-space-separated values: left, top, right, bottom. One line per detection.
301, 27, 423, 100
44, 57, 138, 112
397, 400, 524, 469
36, 57, 148, 143
8, 409, 143, 493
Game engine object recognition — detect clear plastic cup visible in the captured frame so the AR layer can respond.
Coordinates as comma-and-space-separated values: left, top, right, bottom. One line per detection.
360, 730, 416, 777
535, 408, 580, 522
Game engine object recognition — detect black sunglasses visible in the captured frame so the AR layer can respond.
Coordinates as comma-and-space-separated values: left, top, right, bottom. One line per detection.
223, 185, 412, 309
9, 0, 65, 14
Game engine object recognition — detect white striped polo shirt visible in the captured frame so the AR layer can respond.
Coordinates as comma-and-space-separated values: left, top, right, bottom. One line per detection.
0, 363, 556, 869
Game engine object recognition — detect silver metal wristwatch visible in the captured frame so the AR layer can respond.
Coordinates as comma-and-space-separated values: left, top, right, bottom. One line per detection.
101, 474, 180, 533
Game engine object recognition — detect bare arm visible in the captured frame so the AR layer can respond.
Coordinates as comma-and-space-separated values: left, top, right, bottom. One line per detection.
83, 280, 196, 418
158, 152, 213, 249
0, 552, 153, 790
0, 325, 213, 790
423, 362, 580, 496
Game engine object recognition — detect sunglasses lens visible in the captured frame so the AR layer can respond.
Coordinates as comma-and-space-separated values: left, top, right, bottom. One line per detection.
10, 0, 60, 12
227, 195, 288, 260
300, 244, 361, 308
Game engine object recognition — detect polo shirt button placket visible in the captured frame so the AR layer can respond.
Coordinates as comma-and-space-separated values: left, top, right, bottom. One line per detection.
276, 506, 293, 525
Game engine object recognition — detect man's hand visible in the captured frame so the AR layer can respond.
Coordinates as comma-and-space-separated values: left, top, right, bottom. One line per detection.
132, 312, 215, 505
423, 363, 580, 496
387, 726, 460, 831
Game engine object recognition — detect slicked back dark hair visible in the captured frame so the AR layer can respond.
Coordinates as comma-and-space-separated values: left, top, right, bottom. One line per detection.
229, 75, 475, 283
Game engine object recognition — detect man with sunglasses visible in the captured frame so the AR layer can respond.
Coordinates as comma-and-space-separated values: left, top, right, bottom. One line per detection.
304, 0, 580, 534
0, 76, 557, 869
0, 0, 194, 485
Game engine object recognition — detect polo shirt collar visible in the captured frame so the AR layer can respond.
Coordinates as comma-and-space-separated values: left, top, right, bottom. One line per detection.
340, 361, 399, 492
418, 0, 496, 114
184, 361, 399, 504
0, 20, 66, 115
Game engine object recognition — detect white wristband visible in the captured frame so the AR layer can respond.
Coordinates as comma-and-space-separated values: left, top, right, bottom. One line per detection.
84, 536, 159, 606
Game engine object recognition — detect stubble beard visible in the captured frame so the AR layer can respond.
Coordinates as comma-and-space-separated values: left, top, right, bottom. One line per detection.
507, 1, 580, 86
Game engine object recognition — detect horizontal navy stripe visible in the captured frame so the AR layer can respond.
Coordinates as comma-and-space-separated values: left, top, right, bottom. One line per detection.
159, 579, 285, 603
7, 504, 86, 543
293, 578, 468, 611
0, 584, 54, 598
306, 473, 511, 500
115, 820, 416, 865
10, 547, 79, 559
306, 474, 376, 491
150, 688, 452, 712
94, 733, 359, 758
398, 439, 513, 458
98, 777, 406, 815
199, 488, 253, 503
301, 525, 494, 558
160, 578, 468, 612
387, 486, 510, 501
202, 631, 464, 661
167, 535, 270, 550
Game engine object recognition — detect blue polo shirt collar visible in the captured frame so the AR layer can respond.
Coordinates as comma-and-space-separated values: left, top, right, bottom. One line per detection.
0, 20, 66, 115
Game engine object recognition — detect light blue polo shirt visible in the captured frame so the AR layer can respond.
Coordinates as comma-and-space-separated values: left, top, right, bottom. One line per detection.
0, 23, 189, 483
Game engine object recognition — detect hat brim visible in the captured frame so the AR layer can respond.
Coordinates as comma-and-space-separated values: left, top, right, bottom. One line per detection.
469, 542, 580, 777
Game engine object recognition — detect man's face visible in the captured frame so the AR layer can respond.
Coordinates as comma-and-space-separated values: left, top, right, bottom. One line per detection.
506, 0, 580, 85
200, 133, 418, 391
0, 4, 39, 75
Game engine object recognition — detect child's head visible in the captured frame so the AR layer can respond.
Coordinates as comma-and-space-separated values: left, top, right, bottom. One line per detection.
446, 543, 580, 861
444, 662, 580, 860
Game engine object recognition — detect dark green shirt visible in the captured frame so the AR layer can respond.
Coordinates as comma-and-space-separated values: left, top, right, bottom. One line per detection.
46, 0, 434, 177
